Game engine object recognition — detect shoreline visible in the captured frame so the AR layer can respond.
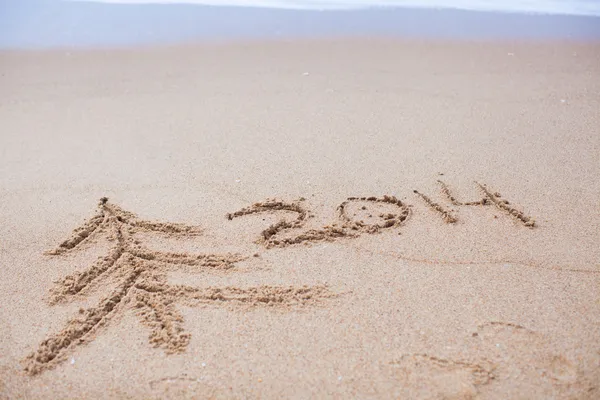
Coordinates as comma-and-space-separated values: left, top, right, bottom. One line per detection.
2, 35, 600, 55
2, 3, 600, 49
60, 0, 600, 16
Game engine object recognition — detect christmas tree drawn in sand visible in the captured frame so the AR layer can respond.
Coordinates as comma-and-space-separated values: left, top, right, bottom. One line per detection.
24, 198, 333, 375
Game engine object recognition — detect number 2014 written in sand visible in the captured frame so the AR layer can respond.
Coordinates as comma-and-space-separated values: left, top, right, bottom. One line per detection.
23, 179, 534, 375
226, 180, 535, 249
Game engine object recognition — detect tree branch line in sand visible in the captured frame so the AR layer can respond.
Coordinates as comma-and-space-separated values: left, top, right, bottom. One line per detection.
24, 180, 535, 375
24, 197, 334, 375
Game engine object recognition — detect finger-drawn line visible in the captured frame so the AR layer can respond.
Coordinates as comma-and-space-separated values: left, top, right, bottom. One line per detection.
227, 196, 411, 248
353, 245, 600, 274
413, 190, 458, 223
475, 182, 536, 227
24, 198, 333, 375
437, 180, 488, 206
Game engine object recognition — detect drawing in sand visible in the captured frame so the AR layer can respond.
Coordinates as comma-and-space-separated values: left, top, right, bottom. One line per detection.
24, 198, 333, 375
24, 180, 536, 375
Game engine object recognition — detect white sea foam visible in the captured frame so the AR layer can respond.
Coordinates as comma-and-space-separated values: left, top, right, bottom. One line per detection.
69, 0, 600, 16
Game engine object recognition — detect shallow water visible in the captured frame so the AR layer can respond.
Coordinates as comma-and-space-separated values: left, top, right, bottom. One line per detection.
69, 0, 600, 16
1, 0, 600, 49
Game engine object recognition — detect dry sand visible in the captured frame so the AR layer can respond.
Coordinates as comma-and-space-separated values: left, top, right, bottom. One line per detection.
0, 38, 599, 399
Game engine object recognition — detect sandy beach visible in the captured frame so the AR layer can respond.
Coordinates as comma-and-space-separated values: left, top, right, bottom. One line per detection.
1, 38, 599, 398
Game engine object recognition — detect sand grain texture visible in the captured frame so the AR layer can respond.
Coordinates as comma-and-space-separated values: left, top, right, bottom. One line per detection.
1, 39, 599, 399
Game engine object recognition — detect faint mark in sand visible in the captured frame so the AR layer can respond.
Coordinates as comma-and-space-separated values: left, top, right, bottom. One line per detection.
354, 243, 600, 274
227, 195, 410, 248
477, 321, 531, 332
24, 198, 333, 375
470, 321, 594, 395
390, 353, 495, 400
149, 374, 204, 389
0, 366, 6, 397
395, 322, 594, 399
149, 374, 232, 399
